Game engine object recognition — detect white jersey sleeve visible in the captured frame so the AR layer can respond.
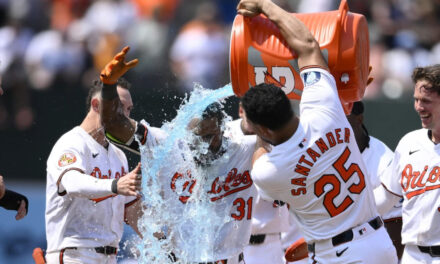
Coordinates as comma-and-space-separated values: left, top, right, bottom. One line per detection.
60, 170, 114, 198
362, 136, 394, 189
381, 142, 405, 197
139, 120, 168, 149
48, 136, 89, 196
300, 68, 346, 124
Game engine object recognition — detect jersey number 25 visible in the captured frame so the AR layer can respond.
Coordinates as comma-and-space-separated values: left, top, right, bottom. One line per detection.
314, 147, 366, 217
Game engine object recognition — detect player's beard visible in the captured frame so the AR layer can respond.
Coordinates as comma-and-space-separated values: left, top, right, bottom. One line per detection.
193, 146, 227, 167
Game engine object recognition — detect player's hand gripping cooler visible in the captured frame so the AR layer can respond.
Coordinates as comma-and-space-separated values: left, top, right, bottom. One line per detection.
230, 0, 370, 114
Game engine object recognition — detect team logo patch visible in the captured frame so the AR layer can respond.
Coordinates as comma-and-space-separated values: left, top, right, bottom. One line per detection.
302, 71, 321, 86
58, 152, 77, 167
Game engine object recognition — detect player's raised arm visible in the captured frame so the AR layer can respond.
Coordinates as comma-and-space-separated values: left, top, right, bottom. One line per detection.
237, 0, 328, 70
100, 46, 139, 144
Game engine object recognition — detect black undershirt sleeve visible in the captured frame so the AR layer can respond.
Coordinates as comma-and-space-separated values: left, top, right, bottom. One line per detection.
0, 189, 28, 213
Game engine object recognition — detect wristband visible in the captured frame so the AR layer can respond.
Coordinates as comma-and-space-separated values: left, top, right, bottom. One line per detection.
0, 189, 28, 212
111, 179, 119, 194
101, 83, 118, 100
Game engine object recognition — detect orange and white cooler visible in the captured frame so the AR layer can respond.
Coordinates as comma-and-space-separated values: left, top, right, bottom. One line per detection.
229, 0, 370, 114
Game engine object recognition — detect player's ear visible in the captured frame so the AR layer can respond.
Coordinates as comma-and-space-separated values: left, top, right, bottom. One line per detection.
91, 97, 100, 113
238, 103, 245, 118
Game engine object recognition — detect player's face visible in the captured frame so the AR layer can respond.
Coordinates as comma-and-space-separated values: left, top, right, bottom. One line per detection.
188, 117, 224, 165
117, 87, 133, 118
414, 80, 440, 132
193, 117, 223, 153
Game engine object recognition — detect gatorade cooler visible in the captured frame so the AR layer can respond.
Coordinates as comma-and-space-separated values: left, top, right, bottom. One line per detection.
229, 0, 369, 114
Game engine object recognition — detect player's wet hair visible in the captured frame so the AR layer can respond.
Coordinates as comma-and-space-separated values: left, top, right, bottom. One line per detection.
86, 78, 131, 112
202, 102, 225, 123
412, 64, 440, 95
241, 83, 293, 130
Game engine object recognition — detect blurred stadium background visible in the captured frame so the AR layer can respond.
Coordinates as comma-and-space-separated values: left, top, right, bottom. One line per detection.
0, 0, 438, 263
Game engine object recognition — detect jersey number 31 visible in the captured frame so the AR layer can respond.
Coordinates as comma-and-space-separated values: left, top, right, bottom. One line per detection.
314, 147, 366, 217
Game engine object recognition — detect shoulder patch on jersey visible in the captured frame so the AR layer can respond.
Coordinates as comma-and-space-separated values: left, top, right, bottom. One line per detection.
302, 71, 321, 86
58, 152, 77, 167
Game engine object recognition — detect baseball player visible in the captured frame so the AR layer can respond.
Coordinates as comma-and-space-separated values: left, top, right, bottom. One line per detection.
0, 174, 28, 220
99, 47, 257, 263
45, 79, 142, 264
347, 101, 404, 259
225, 109, 291, 264
237, 0, 397, 263
375, 64, 440, 264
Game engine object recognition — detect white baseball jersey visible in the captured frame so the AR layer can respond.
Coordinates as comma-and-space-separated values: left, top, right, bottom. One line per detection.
226, 119, 290, 235
362, 136, 402, 220
45, 126, 133, 252
251, 68, 378, 242
141, 122, 258, 261
381, 128, 440, 246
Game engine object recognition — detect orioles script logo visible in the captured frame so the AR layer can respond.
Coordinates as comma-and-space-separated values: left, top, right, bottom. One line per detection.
90, 166, 126, 203
208, 168, 253, 201
170, 170, 195, 203
170, 168, 253, 203
90, 166, 126, 179
401, 164, 440, 199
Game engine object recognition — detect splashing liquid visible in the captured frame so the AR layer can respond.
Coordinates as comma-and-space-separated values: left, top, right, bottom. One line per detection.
138, 84, 235, 263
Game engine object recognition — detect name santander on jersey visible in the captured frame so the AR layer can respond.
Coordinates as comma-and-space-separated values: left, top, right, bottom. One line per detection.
292, 127, 352, 198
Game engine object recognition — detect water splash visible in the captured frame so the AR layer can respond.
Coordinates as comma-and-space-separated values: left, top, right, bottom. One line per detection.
138, 83, 235, 263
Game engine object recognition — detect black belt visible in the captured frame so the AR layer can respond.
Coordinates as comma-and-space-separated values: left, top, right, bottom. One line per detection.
418, 245, 440, 257
249, 234, 266, 245
94, 246, 118, 255
198, 252, 244, 264
63, 246, 118, 255
308, 216, 383, 253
